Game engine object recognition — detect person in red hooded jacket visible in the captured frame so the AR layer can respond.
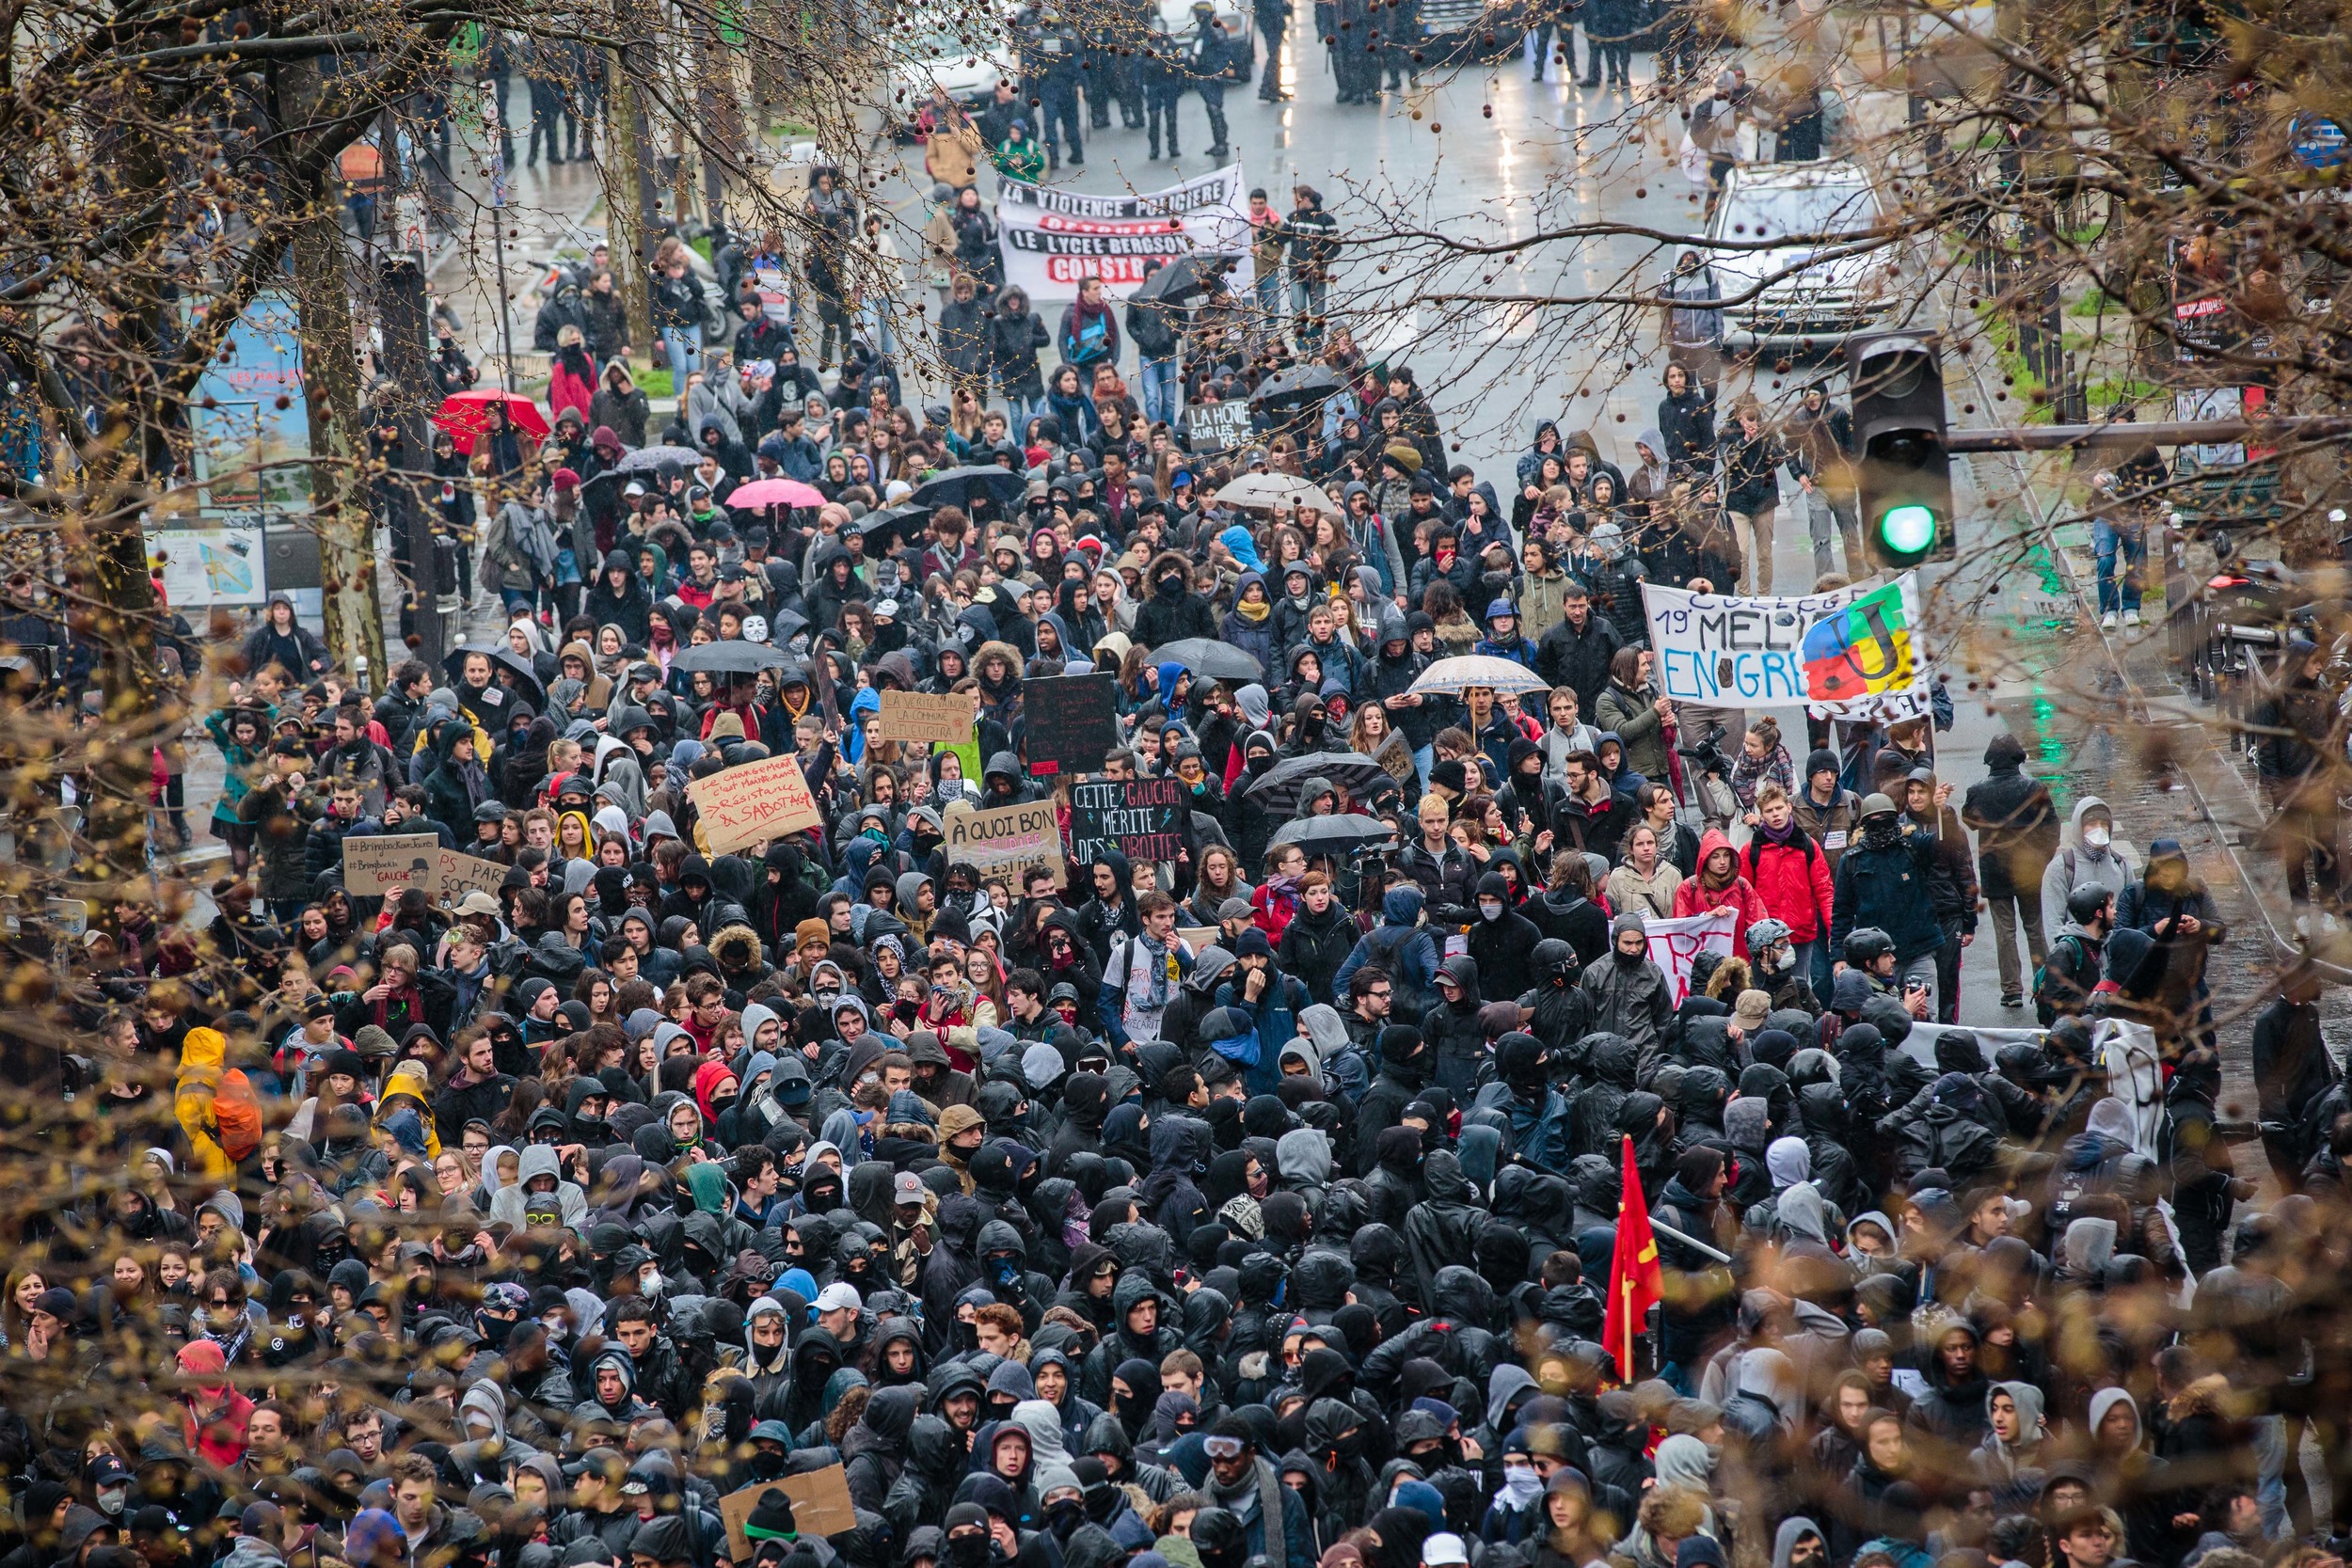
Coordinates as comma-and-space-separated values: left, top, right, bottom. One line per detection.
1673, 824, 1772, 958
1739, 780, 1836, 973
178, 1339, 254, 1468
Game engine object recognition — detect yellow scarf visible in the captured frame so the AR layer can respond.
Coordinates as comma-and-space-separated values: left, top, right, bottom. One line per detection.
1234, 597, 1271, 624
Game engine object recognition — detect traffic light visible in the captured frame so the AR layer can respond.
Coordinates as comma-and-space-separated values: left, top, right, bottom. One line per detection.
1848, 332, 1954, 571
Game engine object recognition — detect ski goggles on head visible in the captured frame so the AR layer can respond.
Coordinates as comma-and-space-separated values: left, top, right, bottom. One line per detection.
1202, 1436, 1247, 1461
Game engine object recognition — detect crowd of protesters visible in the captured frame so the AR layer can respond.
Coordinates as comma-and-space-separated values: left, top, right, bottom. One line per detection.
10, 81, 2352, 1568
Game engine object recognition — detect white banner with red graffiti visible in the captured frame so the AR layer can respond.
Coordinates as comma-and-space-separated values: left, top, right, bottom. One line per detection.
1643, 909, 1740, 1006
996, 163, 1255, 301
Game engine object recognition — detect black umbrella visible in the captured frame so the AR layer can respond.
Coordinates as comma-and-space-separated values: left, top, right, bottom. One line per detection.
857, 500, 931, 547
1249, 364, 1344, 410
1135, 253, 1238, 305
671, 641, 799, 676
909, 465, 1026, 512
1147, 637, 1263, 682
1241, 752, 1394, 814
444, 642, 548, 711
1270, 813, 1400, 855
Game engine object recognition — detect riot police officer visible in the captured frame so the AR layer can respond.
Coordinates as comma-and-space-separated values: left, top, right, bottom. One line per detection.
1184, 0, 1231, 159
1023, 4, 1086, 170
1255, 0, 1290, 99
1083, 0, 1145, 129
1143, 24, 1185, 159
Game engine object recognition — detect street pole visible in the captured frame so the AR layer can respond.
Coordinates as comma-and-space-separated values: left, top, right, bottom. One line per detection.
376, 109, 445, 668
1945, 415, 2352, 452
482, 79, 517, 392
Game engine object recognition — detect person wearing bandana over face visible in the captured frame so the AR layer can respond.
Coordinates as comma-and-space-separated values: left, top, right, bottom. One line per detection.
942, 1505, 997, 1568
1133, 550, 1217, 649
1224, 731, 1284, 876
1830, 793, 1949, 1020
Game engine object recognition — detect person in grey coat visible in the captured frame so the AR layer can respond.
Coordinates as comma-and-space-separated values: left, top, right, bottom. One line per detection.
1580, 910, 1672, 1050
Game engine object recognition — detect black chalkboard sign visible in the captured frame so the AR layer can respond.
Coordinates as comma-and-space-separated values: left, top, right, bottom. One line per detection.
1186, 401, 1255, 453
1024, 672, 1119, 778
1070, 776, 1187, 864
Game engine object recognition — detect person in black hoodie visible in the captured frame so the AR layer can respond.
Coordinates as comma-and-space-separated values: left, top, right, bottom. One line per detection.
1420, 955, 1486, 1100
1467, 871, 1544, 1001
1352, 1025, 1433, 1175
1278, 872, 1358, 1006
584, 550, 651, 643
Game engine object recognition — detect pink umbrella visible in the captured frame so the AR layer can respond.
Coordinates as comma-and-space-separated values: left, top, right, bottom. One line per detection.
725, 477, 826, 510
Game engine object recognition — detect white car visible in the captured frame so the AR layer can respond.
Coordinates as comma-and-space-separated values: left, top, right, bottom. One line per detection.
1703, 160, 1901, 347
888, 16, 1019, 112
1153, 0, 1253, 67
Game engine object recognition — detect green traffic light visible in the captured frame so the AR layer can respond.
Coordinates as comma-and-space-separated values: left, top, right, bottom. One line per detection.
1878, 503, 1939, 555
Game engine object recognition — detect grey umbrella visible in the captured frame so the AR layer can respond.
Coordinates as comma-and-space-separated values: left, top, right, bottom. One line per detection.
613, 444, 702, 472
1146, 638, 1263, 682
1241, 752, 1392, 814
1269, 814, 1399, 855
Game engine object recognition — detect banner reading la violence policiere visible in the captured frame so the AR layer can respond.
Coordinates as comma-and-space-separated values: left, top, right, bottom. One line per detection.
996, 164, 1255, 303
1642, 574, 1931, 719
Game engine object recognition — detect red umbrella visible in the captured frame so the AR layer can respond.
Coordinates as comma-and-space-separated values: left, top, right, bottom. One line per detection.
433, 389, 550, 455
725, 477, 826, 510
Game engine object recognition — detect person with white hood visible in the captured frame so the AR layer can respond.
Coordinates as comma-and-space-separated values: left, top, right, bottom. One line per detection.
489, 1143, 589, 1230
2041, 797, 2136, 938
1975, 1381, 2047, 1497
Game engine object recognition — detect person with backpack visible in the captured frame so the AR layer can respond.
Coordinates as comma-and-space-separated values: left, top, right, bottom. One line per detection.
2035, 884, 2112, 1026
1741, 781, 1836, 984
1102, 890, 1195, 1046
2039, 796, 2136, 940
1334, 883, 1442, 1022
1056, 276, 1120, 375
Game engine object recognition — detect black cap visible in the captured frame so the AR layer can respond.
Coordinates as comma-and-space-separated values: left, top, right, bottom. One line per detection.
562, 1448, 628, 1483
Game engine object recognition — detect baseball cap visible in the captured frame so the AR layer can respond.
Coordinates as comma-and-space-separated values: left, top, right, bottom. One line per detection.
894, 1172, 927, 1205
814, 1282, 862, 1315
1217, 898, 1254, 922
1424, 1536, 1470, 1567
457, 891, 502, 919
562, 1449, 628, 1482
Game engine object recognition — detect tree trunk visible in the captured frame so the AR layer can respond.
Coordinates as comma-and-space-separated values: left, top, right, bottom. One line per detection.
606, 12, 658, 358
293, 196, 389, 688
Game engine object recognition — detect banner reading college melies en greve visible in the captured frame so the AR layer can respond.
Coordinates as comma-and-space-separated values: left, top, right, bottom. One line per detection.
996, 164, 1256, 302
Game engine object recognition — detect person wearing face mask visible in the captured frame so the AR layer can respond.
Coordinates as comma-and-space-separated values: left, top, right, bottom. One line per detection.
1829, 794, 1949, 1020
85, 1457, 133, 1523
1580, 911, 1672, 1052
1466, 870, 1544, 1001
1224, 732, 1285, 875
2040, 796, 2138, 944
1301, 1399, 1377, 1548
941, 1505, 998, 1568
1033, 1468, 1088, 1549
1131, 549, 1216, 650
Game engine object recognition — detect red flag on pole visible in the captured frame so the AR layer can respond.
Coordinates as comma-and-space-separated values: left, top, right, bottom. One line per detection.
1602, 1132, 1664, 1382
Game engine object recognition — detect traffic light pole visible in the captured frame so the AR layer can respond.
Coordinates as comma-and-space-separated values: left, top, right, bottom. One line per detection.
1945, 416, 2352, 453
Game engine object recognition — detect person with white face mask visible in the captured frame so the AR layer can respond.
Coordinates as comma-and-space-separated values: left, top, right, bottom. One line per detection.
2039, 796, 2137, 937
